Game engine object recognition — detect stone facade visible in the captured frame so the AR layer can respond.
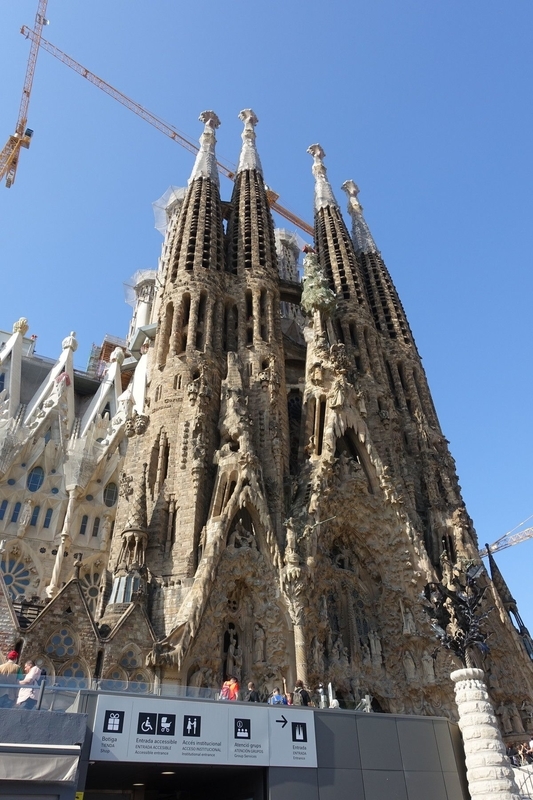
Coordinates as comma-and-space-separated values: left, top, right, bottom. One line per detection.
1, 110, 533, 728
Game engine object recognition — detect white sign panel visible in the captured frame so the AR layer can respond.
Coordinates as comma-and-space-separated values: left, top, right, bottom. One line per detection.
267, 706, 317, 768
227, 705, 269, 766
91, 696, 316, 768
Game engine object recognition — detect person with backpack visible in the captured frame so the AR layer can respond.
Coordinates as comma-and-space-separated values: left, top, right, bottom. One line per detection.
292, 679, 310, 706
268, 687, 287, 705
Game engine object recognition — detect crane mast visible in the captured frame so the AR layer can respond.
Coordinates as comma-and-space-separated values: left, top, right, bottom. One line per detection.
19, 25, 315, 237
0, 0, 48, 187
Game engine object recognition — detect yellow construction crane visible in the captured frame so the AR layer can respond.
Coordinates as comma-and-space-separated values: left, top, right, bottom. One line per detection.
0, 0, 49, 187
16, 24, 315, 237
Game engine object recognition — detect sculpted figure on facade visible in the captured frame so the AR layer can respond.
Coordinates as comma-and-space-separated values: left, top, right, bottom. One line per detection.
403, 651, 417, 682
400, 600, 417, 636
496, 701, 513, 735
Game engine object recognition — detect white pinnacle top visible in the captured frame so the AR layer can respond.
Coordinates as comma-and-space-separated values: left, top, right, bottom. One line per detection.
307, 144, 339, 211
342, 180, 378, 254
188, 110, 221, 187
237, 109, 263, 174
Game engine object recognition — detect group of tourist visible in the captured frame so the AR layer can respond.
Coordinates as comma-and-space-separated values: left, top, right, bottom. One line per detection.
507, 741, 533, 767
0, 650, 43, 710
219, 677, 319, 706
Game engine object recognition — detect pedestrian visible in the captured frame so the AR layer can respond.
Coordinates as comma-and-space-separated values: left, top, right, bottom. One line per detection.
245, 681, 261, 702
292, 678, 311, 706
268, 687, 287, 705
0, 650, 21, 708
16, 659, 42, 710
220, 675, 239, 701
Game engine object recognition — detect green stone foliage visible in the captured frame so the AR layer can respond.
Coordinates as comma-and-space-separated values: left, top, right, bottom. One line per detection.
301, 250, 336, 317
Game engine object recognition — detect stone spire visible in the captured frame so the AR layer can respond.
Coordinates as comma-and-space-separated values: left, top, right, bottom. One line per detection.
237, 109, 263, 175
486, 547, 516, 610
226, 109, 277, 275
342, 180, 414, 345
307, 144, 366, 306
307, 144, 338, 211
189, 110, 221, 187
341, 180, 378, 254
169, 111, 225, 275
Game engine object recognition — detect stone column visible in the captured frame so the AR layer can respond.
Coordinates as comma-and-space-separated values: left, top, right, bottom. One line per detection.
293, 611, 308, 687
451, 667, 521, 800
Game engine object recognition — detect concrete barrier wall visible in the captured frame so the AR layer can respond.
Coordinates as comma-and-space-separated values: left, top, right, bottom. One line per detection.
269, 711, 470, 800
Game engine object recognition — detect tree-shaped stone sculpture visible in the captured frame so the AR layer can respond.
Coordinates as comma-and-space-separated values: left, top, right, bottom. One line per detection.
422, 564, 492, 667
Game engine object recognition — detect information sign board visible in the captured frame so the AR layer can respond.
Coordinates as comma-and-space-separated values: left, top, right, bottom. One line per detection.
90, 695, 316, 768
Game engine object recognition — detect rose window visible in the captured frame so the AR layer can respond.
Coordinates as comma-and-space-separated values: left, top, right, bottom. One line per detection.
80, 566, 101, 614
0, 554, 31, 600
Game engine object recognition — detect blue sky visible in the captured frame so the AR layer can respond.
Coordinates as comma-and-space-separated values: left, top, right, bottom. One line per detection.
1, 1, 533, 630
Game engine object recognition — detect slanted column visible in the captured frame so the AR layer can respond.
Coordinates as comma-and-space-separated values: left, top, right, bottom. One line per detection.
46, 489, 77, 598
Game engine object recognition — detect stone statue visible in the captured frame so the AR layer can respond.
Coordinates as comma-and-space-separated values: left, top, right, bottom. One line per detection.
400, 600, 417, 635
189, 668, 206, 688
495, 701, 513, 735
508, 701, 525, 734
312, 636, 324, 674
368, 631, 382, 667
330, 636, 343, 665
233, 646, 243, 681
421, 651, 436, 683
285, 518, 297, 552
440, 550, 455, 589
254, 623, 266, 663
17, 499, 33, 538
226, 629, 237, 677
521, 699, 533, 732
403, 651, 416, 682
328, 376, 347, 409
228, 518, 256, 549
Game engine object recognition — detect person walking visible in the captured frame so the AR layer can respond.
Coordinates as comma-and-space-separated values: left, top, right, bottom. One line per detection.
17, 659, 42, 710
0, 650, 21, 708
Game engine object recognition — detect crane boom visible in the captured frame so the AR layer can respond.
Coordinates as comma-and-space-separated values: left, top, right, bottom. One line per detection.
479, 526, 533, 558
20, 26, 315, 237
0, 0, 48, 187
